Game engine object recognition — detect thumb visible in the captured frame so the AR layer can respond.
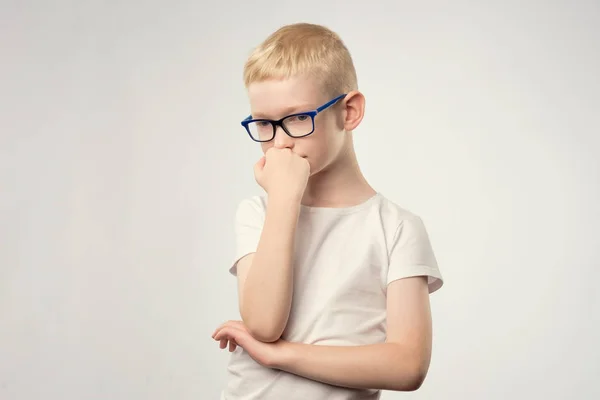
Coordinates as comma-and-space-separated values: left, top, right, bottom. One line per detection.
254, 156, 266, 176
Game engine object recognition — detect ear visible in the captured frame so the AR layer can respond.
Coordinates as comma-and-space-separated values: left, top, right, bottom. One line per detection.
342, 90, 365, 132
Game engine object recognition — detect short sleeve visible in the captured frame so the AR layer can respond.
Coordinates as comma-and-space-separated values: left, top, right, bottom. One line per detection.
386, 216, 444, 293
229, 197, 265, 276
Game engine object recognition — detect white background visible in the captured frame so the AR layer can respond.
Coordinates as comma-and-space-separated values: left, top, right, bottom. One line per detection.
1, 0, 599, 399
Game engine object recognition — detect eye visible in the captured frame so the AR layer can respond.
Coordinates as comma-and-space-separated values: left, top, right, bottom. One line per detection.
287, 114, 310, 123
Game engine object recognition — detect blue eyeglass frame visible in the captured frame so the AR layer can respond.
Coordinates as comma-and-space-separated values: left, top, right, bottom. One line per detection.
241, 93, 347, 142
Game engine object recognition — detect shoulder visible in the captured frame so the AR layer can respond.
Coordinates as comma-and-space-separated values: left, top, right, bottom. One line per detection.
377, 194, 422, 223
375, 194, 429, 236
235, 195, 267, 218
234, 195, 268, 230
377, 194, 443, 292
374, 194, 437, 256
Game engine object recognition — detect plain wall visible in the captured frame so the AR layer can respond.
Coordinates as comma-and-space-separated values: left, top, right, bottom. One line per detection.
1, 0, 599, 399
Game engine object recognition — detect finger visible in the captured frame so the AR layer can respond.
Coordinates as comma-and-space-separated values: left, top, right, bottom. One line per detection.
229, 320, 246, 329
220, 339, 228, 349
215, 326, 248, 348
218, 321, 247, 336
254, 156, 266, 176
214, 327, 231, 342
229, 339, 237, 352
212, 320, 240, 338
212, 323, 227, 338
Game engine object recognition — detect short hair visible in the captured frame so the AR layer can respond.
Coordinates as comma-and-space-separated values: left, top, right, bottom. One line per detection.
243, 23, 358, 97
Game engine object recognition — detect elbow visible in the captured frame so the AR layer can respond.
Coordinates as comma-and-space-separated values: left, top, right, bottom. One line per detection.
401, 370, 427, 392
246, 324, 282, 343
392, 371, 426, 392
391, 359, 429, 392
240, 312, 284, 343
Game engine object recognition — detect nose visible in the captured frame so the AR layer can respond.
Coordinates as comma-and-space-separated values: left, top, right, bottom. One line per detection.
273, 125, 294, 149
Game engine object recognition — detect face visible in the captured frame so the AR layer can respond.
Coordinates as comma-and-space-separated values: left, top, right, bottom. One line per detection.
246, 76, 349, 176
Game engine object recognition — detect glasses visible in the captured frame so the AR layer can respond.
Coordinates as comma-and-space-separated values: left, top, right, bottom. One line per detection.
241, 94, 347, 142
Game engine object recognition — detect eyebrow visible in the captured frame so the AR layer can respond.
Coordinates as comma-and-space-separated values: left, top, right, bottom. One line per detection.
252, 103, 315, 119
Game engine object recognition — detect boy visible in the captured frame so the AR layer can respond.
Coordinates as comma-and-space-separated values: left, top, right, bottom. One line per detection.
212, 22, 444, 400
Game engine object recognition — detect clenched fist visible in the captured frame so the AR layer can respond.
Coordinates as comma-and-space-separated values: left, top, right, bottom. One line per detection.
254, 148, 310, 200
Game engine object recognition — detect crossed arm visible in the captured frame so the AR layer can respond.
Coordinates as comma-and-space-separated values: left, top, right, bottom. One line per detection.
213, 269, 433, 392
214, 195, 434, 391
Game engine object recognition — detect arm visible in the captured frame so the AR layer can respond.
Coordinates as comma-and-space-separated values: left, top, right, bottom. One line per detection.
275, 276, 433, 391
237, 195, 301, 342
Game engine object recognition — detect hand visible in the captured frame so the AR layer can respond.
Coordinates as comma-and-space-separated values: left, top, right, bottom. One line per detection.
254, 148, 310, 200
212, 320, 287, 368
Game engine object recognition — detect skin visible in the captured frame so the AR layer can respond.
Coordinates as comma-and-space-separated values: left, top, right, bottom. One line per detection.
212, 75, 434, 391
249, 75, 375, 208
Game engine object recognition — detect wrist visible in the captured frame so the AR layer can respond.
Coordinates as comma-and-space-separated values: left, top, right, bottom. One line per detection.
267, 191, 303, 208
271, 340, 298, 370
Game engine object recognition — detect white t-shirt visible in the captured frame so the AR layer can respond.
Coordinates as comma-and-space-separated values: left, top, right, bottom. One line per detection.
221, 192, 443, 400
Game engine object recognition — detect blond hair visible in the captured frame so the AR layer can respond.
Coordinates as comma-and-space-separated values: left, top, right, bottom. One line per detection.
243, 23, 358, 96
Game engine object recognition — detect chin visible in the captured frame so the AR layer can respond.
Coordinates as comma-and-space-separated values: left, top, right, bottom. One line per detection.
308, 162, 327, 177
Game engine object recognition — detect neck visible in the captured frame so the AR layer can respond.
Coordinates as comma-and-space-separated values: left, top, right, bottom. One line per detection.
302, 138, 376, 208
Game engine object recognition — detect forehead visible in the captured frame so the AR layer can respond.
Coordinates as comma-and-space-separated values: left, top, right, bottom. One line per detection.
247, 76, 324, 119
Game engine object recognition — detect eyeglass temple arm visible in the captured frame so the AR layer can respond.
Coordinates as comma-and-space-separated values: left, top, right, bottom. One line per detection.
316, 94, 347, 113
242, 93, 346, 124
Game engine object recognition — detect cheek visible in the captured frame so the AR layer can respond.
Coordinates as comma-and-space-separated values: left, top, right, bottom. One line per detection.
303, 133, 332, 167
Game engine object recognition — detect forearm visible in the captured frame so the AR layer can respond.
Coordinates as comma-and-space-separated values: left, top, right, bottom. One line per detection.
276, 342, 427, 392
241, 195, 300, 342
